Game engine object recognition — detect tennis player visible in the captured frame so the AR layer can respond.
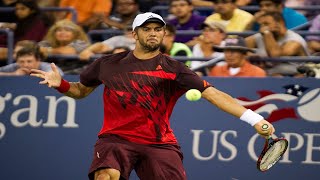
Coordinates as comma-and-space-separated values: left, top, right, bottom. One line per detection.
30, 12, 275, 180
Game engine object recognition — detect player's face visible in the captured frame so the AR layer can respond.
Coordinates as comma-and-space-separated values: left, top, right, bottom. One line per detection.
16, 55, 40, 70
224, 50, 246, 68
134, 23, 165, 52
170, 1, 193, 18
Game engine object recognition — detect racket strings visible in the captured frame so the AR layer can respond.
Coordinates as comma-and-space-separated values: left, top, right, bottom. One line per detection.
260, 141, 287, 170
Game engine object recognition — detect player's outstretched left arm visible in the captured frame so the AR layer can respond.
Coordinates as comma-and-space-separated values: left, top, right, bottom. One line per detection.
30, 63, 97, 99
202, 86, 275, 137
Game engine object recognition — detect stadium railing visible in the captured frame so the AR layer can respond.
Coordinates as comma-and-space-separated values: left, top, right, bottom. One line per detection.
150, 5, 320, 17
45, 54, 320, 67
87, 29, 320, 42
0, 7, 78, 23
0, 29, 14, 64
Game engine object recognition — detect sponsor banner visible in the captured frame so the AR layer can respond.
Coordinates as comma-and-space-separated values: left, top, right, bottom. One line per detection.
0, 76, 319, 180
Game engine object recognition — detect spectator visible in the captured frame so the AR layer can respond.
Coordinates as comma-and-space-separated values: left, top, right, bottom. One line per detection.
192, 0, 257, 7
79, 26, 135, 60
167, 0, 206, 46
38, 19, 90, 74
247, 0, 308, 30
191, 21, 226, 75
246, 12, 309, 76
0, 41, 63, 76
205, 0, 254, 32
160, 24, 193, 58
0, 39, 36, 60
103, 0, 140, 30
39, 19, 90, 56
306, 14, 320, 55
57, 0, 112, 31
0, 0, 53, 46
209, 36, 266, 77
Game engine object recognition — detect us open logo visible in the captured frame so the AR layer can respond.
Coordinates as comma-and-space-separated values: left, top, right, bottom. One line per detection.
236, 84, 320, 123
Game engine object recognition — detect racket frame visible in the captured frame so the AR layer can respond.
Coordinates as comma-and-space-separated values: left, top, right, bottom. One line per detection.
257, 136, 288, 172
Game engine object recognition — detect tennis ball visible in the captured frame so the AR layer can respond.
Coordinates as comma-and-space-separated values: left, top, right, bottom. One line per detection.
186, 89, 201, 101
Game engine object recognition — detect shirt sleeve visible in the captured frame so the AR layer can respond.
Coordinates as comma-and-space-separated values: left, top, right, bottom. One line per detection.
69, 40, 90, 53
175, 62, 212, 92
80, 58, 102, 87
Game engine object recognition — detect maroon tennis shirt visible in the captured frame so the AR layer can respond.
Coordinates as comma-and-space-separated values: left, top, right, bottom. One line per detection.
80, 51, 211, 144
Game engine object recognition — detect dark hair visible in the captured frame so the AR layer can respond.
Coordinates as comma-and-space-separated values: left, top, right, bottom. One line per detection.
16, 42, 44, 60
165, 24, 176, 35
257, 0, 283, 5
16, 0, 40, 14
16, 40, 37, 47
170, 0, 192, 5
259, 11, 285, 24
14, 0, 53, 38
213, 0, 237, 3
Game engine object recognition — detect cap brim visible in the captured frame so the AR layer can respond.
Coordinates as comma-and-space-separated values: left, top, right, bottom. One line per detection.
140, 18, 165, 27
213, 46, 255, 53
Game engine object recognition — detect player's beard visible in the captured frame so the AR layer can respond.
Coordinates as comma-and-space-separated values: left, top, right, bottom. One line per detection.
138, 38, 161, 52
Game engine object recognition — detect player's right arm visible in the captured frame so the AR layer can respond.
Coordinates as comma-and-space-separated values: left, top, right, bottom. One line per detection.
30, 63, 97, 99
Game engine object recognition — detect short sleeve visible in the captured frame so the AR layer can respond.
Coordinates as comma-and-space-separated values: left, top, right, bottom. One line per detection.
176, 63, 212, 92
80, 58, 102, 87
69, 40, 90, 53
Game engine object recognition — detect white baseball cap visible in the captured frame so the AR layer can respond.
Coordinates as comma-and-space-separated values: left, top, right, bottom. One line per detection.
132, 12, 166, 30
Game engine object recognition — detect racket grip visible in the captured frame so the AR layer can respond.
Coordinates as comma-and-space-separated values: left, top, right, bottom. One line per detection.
261, 124, 272, 139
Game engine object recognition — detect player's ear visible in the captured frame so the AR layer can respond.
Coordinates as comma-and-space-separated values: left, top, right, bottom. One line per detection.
132, 29, 139, 40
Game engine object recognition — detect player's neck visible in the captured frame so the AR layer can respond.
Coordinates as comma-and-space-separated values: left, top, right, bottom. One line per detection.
133, 48, 160, 60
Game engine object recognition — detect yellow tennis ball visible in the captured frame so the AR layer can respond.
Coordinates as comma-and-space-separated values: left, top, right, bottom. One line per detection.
185, 89, 201, 101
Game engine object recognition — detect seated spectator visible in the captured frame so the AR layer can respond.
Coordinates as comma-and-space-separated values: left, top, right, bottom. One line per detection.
191, 21, 226, 75
0, 39, 36, 60
205, 0, 253, 32
102, 0, 140, 30
0, 0, 53, 46
160, 24, 193, 57
247, 0, 308, 30
160, 24, 193, 67
0, 41, 63, 76
79, 26, 135, 60
245, 12, 309, 76
209, 36, 266, 77
39, 19, 90, 56
167, 0, 206, 46
57, 0, 112, 31
192, 0, 257, 7
38, 19, 90, 74
306, 14, 320, 55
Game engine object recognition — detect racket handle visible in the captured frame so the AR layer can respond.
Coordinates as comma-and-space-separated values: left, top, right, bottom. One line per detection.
261, 124, 272, 139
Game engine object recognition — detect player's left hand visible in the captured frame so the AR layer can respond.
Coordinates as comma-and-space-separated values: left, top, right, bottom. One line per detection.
254, 120, 275, 138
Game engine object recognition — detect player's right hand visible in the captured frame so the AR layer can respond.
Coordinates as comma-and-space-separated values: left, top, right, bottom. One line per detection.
254, 119, 275, 138
30, 63, 62, 88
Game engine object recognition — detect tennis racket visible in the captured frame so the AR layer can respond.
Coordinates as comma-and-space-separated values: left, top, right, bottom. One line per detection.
257, 124, 288, 172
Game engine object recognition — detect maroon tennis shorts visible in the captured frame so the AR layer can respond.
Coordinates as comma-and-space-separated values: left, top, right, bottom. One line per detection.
88, 134, 186, 180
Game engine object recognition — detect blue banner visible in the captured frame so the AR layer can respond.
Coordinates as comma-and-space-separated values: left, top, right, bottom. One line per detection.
0, 76, 319, 180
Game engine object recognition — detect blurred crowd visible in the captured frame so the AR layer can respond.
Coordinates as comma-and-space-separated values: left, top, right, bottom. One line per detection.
0, 0, 320, 78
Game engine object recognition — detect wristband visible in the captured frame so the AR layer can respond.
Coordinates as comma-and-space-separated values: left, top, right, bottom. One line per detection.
240, 109, 263, 126
55, 79, 70, 93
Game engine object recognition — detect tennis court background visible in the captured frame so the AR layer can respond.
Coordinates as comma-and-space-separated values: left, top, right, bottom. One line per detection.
0, 76, 319, 180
